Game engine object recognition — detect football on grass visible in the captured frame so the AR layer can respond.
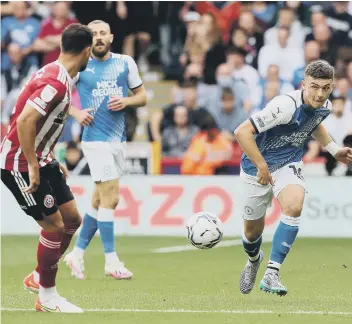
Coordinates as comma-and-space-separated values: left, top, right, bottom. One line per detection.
186, 212, 223, 249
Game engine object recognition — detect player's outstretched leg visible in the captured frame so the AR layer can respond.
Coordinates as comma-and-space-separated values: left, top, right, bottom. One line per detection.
260, 185, 304, 296
240, 215, 266, 294
240, 231, 264, 294
64, 206, 98, 280
238, 180, 270, 294
97, 180, 133, 279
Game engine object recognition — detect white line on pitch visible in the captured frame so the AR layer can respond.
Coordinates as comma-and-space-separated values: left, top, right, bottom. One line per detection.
1, 308, 352, 315
152, 237, 273, 253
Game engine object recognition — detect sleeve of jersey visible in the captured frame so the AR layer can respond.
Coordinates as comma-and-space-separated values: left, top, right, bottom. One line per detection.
249, 96, 296, 134
125, 55, 143, 90
26, 80, 66, 116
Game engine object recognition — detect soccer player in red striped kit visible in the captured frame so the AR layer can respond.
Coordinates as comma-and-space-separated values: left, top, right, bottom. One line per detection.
0, 23, 93, 313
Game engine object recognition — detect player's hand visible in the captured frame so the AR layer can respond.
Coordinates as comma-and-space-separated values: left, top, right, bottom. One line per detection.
59, 163, 69, 179
24, 163, 40, 194
108, 96, 130, 111
335, 147, 352, 164
74, 108, 94, 126
257, 164, 274, 186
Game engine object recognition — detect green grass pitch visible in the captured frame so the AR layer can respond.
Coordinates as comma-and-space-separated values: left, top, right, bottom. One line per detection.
1, 236, 352, 324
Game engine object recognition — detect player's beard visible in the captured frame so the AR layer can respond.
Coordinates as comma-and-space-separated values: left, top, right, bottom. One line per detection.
92, 42, 111, 58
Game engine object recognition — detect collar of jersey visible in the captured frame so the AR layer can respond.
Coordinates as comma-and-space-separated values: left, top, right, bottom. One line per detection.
54, 60, 73, 83
90, 53, 112, 63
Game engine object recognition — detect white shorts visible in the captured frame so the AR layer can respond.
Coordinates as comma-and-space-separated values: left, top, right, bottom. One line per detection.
239, 161, 306, 220
81, 141, 126, 182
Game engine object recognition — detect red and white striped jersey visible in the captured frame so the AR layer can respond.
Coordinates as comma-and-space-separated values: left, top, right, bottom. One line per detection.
0, 61, 74, 172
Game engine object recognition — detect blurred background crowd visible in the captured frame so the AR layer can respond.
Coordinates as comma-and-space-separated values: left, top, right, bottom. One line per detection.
1, 1, 352, 176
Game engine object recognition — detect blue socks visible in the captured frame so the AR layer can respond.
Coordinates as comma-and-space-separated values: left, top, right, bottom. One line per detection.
73, 207, 118, 263
268, 215, 300, 271
242, 234, 262, 262
97, 207, 115, 254
75, 209, 98, 251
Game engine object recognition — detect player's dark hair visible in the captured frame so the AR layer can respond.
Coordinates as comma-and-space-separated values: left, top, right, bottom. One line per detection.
61, 23, 93, 55
305, 60, 334, 80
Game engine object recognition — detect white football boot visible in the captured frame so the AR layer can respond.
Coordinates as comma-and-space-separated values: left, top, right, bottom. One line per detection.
35, 295, 83, 313
105, 261, 133, 279
64, 252, 85, 280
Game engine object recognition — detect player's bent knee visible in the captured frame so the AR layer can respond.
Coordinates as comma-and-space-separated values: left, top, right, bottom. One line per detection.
67, 214, 82, 227
59, 201, 82, 224
100, 195, 119, 210
41, 219, 65, 234
282, 204, 302, 217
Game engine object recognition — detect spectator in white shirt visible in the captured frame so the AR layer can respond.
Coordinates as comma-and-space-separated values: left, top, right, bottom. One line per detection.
258, 26, 305, 82
324, 96, 352, 147
264, 7, 306, 49
322, 96, 352, 175
227, 46, 262, 108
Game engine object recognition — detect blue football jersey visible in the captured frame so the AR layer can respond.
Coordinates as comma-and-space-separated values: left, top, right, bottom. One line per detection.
241, 90, 332, 176
76, 53, 142, 142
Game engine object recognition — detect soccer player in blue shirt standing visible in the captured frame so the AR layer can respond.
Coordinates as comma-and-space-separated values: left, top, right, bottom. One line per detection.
234, 60, 352, 296
65, 20, 147, 280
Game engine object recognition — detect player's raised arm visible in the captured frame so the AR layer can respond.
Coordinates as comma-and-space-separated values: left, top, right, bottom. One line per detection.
234, 96, 295, 185
313, 124, 352, 164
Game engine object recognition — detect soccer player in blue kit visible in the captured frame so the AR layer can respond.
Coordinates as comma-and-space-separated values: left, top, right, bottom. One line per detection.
65, 20, 147, 280
234, 60, 352, 296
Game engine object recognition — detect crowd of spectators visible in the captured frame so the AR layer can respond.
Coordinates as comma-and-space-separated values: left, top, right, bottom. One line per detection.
1, 1, 352, 175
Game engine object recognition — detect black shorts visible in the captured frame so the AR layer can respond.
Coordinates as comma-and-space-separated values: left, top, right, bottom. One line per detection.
124, 2, 154, 35
1, 160, 74, 221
